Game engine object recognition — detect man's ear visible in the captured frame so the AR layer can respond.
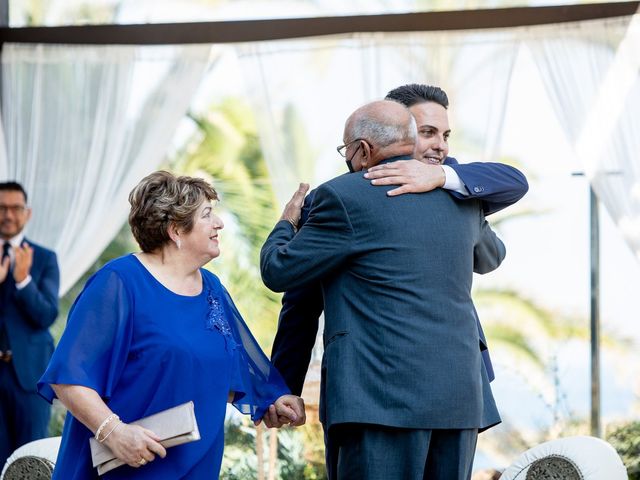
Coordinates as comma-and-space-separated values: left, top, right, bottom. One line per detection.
360, 141, 373, 169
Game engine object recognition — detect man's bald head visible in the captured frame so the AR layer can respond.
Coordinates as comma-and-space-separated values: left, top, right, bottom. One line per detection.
342, 100, 417, 171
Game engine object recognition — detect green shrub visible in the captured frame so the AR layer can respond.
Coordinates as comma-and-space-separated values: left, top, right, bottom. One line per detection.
606, 420, 640, 479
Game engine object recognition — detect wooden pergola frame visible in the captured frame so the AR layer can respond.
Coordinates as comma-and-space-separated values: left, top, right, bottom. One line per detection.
0, 1, 638, 45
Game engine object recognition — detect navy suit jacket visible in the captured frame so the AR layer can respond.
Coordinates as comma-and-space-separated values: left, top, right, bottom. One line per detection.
261, 158, 506, 429
0, 240, 59, 392
270, 158, 527, 396
444, 157, 528, 215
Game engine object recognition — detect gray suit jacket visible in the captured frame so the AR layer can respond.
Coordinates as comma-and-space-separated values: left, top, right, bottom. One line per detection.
261, 160, 502, 431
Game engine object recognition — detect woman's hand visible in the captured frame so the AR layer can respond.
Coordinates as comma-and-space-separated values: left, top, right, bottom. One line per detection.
51, 385, 167, 467
103, 423, 167, 468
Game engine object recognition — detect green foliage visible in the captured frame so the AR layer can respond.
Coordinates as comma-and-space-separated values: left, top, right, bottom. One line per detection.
220, 418, 326, 480
220, 420, 259, 479
47, 401, 67, 437
607, 421, 640, 479
15, 0, 118, 26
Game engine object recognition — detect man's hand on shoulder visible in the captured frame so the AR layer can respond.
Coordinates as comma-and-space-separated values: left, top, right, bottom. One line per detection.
280, 183, 310, 230
364, 159, 445, 196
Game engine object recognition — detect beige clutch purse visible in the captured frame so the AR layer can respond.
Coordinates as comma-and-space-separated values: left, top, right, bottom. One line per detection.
89, 401, 200, 475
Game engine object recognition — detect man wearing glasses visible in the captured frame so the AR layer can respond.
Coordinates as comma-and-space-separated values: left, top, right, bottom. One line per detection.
261, 99, 517, 479
266, 84, 527, 407
0, 181, 60, 468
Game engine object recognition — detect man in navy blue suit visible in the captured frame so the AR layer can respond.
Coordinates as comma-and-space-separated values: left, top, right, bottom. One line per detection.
268, 84, 528, 399
261, 99, 518, 479
0, 181, 59, 467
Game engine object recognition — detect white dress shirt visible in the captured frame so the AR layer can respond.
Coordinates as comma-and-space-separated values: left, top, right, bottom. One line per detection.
441, 165, 470, 196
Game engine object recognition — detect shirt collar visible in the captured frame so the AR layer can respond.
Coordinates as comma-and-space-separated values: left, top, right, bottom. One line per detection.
5, 233, 25, 248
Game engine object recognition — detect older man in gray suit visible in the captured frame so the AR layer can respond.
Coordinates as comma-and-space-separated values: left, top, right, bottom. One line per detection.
261, 100, 502, 480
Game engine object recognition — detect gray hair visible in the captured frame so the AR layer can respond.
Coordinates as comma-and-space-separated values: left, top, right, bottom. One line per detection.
348, 109, 417, 147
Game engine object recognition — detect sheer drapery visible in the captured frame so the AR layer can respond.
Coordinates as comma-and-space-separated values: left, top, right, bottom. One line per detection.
1, 43, 211, 294
236, 17, 640, 263
235, 30, 519, 206
527, 13, 640, 260
0, 117, 6, 179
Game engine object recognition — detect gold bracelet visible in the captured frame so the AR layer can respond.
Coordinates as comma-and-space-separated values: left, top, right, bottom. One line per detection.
99, 419, 122, 443
95, 413, 119, 442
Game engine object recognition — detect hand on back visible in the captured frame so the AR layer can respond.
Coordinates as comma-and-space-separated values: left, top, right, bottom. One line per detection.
280, 183, 310, 230
364, 159, 445, 196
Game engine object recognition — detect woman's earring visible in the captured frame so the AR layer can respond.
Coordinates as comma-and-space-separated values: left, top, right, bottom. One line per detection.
176, 238, 181, 250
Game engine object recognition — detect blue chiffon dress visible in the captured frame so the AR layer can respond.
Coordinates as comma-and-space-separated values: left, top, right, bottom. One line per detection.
38, 254, 289, 479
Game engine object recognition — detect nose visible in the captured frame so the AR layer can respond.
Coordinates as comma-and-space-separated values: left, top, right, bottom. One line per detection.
433, 135, 446, 152
212, 214, 224, 230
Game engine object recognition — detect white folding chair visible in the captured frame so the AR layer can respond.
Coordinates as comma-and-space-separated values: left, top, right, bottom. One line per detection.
1, 436, 61, 480
500, 435, 628, 480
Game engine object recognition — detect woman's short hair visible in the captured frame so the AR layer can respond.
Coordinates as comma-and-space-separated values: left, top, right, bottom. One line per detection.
128, 171, 218, 253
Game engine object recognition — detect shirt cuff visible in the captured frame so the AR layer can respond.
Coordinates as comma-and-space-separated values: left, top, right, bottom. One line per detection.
15, 275, 32, 290
441, 165, 469, 196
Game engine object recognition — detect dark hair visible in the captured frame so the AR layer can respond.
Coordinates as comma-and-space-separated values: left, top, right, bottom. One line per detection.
0, 181, 28, 203
128, 171, 218, 253
385, 84, 449, 109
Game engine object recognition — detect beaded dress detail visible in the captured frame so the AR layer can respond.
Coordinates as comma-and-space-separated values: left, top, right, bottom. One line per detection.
206, 290, 232, 336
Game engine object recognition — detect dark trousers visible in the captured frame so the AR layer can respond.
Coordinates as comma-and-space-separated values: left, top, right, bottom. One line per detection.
326, 423, 478, 480
0, 361, 50, 468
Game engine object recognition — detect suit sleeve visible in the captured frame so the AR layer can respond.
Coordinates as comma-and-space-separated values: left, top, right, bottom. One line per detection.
270, 193, 324, 395
14, 250, 60, 329
445, 159, 528, 216
473, 216, 506, 274
271, 285, 323, 395
261, 183, 354, 293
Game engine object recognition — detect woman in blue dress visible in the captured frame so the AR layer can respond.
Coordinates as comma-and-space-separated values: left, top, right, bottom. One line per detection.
38, 171, 305, 479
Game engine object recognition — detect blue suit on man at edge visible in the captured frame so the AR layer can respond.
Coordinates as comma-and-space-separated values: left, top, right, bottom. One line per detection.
0, 182, 60, 468
270, 157, 528, 397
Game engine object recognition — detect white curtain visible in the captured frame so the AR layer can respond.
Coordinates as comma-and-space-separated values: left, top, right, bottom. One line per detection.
1, 43, 211, 294
235, 30, 519, 206
527, 13, 640, 260
235, 16, 640, 263
0, 116, 6, 179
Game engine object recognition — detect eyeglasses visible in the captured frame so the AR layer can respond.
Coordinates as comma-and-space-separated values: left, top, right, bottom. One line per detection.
0, 205, 27, 215
336, 138, 366, 158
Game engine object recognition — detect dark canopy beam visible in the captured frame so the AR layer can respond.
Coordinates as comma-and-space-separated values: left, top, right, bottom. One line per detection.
0, 1, 638, 45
